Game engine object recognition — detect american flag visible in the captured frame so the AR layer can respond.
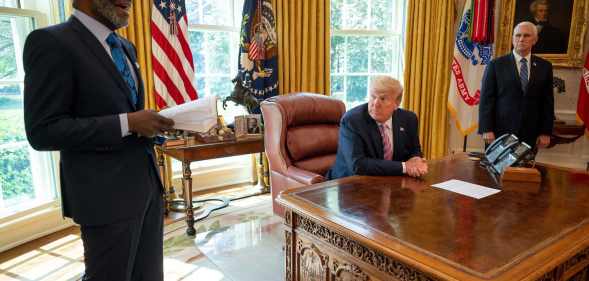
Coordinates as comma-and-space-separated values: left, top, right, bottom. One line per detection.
151, 0, 198, 109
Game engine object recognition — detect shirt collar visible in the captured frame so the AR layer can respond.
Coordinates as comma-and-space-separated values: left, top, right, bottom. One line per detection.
72, 9, 113, 45
378, 117, 392, 129
512, 49, 531, 64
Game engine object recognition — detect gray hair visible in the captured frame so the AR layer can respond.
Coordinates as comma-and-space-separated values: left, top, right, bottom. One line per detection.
514, 21, 538, 37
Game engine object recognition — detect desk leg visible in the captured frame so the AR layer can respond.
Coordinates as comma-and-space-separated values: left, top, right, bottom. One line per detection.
156, 148, 169, 216
182, 161, 196, 236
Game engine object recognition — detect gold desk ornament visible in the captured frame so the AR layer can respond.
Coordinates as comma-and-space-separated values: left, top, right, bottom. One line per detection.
193, 115, 236, 143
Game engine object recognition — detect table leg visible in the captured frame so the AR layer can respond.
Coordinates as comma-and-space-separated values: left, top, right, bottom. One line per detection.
182, 161, 196, 236
156, 148, 169, 216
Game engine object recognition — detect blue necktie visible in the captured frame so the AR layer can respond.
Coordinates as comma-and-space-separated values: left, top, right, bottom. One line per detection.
520, 58, 528, 92
106, 33, 138, 106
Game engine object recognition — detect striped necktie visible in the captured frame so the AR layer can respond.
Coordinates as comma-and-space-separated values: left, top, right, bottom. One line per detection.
378, 124, 393, 160
520, 57, 528, 92
106, 33, 138, 106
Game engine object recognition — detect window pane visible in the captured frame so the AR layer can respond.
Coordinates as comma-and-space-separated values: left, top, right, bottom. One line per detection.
0, 84, 32, 208
342, 0, 368, 29
347, 36, 368, 73
0, 16, 20, 80
371, 0, 393, 31
346, 75, 368, 105
370, 36, 393, 73
331, 36, 345, 74
0, 0, 17, 8
331, 75, 344, 98
331, 0, 344, 30
186, 0, 233, 26
189, 30, 231, 74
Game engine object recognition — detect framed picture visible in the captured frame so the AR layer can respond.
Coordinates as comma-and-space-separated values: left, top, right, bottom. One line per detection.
495, 0, 588, 67
235, 114, 262, 138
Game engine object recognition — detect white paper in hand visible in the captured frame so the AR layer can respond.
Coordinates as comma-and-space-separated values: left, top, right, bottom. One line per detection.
158, 96, 218, 133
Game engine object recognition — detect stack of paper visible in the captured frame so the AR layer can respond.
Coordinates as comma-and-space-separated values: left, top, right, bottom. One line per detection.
159, 96, 218, 133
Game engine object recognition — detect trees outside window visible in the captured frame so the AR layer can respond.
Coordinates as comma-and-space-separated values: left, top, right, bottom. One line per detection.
331, 0, 407, 109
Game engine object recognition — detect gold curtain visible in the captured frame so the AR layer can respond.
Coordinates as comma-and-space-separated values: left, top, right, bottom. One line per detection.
403, 0, 456, 159
272, 0, 330, 95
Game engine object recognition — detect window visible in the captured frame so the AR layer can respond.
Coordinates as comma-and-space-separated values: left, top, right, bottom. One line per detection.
0, 3, 70, 252
186, 0, 245, 122
0, 9, 55, 219
330, 0, 408, 109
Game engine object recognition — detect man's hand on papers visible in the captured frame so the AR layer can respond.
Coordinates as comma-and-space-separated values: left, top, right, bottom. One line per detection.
128, 110, 174, 137
405, 156, 428, 177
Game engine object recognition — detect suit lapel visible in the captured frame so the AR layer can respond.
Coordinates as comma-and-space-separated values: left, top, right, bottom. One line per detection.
526, 55, 537, 94
391, 110, 401, 160
69, 17, 136, 109
508, 53, 524, 96
364, 108, 383, 158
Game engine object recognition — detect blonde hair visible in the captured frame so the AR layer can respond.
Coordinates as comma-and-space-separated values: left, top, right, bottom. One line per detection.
370, 75, 403, 103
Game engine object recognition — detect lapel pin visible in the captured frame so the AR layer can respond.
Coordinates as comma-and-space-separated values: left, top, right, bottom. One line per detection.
400, 127, 405, 132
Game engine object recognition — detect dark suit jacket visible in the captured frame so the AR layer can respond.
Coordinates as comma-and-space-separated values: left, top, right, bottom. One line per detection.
478, 53, 554, 147
23, 17, 162, 226
326, 104, 423, 180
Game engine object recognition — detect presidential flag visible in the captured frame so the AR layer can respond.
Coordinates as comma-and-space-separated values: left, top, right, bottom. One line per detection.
151, 0, 198, 109
448, 0, 494, 135
237, 0, 278, 113
578, 53, 589, 134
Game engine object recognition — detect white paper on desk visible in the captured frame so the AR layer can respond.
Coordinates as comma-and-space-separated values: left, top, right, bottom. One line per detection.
158, 96, 218, 132
431, 179, 500, 199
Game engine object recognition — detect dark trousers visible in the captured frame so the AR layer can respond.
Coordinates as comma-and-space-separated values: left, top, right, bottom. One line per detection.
81, 169, 164, 281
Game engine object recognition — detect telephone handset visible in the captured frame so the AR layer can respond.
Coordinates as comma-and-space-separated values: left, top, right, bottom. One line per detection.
485, 134, 519, 164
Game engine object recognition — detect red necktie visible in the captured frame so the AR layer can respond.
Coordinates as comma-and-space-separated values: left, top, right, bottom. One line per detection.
379, 124, 393, 160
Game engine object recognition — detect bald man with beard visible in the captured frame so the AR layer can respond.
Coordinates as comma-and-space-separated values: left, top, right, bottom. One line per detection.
23, 0, 173, 280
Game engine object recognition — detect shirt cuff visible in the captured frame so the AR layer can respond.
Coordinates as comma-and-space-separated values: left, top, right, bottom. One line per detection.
119, 113, 131, 137
402, 162, 406, 174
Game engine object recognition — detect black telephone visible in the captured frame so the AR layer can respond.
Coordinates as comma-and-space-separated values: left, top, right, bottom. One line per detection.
483, 134, 532, 176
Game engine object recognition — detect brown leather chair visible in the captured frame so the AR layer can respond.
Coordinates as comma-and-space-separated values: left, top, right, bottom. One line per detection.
261, 93, 346, 217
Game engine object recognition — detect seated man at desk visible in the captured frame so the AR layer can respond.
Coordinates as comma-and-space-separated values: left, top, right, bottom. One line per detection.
326, 76, 428, 179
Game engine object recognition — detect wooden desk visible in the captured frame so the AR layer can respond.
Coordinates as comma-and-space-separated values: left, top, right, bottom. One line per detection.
277, 154, 589, 281
157, 136, 264, 235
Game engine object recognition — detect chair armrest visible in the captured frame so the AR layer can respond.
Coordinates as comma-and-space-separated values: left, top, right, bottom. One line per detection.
285, 166, 325, 185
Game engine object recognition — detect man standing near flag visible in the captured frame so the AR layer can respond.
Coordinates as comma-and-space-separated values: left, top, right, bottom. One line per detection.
479, 21, 554, 149
23, 0, 173, 280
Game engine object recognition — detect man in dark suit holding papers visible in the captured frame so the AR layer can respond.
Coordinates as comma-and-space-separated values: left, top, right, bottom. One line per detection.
23, 0, 173, 280
327, 76, 427, 180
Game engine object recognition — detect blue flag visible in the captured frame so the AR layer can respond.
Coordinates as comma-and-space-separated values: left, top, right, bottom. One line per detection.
237, 0, 278, 113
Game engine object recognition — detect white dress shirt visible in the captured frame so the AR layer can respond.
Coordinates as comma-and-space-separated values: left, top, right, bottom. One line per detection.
512, 50, 531, 81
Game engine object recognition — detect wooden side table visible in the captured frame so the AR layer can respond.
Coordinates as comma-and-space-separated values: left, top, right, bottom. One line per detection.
156, 136, 265, 235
